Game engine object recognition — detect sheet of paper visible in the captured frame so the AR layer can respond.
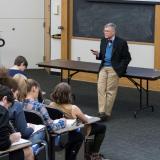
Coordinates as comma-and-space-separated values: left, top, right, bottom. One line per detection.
85, 114, 100, 124
27, 123, 45, 134
12, 138, 30, 146
66, 119, 77, 128
85, 114, 94, 119
32, 124, 45, 134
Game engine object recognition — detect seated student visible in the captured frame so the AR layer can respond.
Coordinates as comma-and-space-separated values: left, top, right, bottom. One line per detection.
0, 84, 34, 160
13, 68, 45, 103
8, 55, 28, 79
50, 82, 107, 160
0, 69, 31, 137
0, 76, 47, 157
23, 79, 84, 160
0, 76, 34, 138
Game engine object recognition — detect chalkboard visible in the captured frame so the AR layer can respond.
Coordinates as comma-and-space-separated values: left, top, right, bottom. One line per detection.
73, 0, 155, 42
88, 0, 160, 4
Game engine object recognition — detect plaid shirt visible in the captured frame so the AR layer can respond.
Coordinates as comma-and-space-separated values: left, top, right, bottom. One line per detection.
23, 99, 65, 132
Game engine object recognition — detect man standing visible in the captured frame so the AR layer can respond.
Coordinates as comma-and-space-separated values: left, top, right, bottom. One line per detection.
91, 23, 131, 121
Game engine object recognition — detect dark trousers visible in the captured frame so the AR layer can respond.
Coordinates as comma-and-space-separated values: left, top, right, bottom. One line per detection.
9, 149, 24, 160
89, 123, 106, 153
65, 130, 84, 160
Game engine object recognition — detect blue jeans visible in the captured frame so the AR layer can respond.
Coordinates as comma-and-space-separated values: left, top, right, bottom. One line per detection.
29, 130, 45, 144
30, 130, 48, 160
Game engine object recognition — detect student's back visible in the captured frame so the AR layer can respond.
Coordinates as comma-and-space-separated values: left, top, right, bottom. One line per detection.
9, 101, 34, 139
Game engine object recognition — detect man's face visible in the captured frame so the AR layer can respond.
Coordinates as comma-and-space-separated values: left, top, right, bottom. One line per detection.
103, 26, 115, 39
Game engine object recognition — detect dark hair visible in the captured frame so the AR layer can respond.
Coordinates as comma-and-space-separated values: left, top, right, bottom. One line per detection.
14, 56, 28, 68
0, 77, 18, 93
26, 79, 40, 93
0, 85, 14, 104
50, 82, 72, 104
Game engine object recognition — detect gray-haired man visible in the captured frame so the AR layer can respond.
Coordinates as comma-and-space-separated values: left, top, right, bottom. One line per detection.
91, 23, 131, 121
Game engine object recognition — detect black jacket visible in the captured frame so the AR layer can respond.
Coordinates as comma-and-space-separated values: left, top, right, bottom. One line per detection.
0, 105, 11, 150
97, 36, 131, 77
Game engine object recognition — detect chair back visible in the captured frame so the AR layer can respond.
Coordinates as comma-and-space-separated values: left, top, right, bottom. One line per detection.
46, 107, 63, 120
24, 109, 45, 125
24, 110, 49, 160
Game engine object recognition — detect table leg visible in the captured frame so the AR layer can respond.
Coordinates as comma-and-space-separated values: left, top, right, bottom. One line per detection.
68, 70, 70, 84
134, 79, 154, 118
61, 69, 63, 82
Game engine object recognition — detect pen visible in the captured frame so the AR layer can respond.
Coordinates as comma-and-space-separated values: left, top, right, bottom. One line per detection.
9, 121, 16, 133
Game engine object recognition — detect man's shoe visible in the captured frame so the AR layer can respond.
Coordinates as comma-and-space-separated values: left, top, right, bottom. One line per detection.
98, 112, 111, 122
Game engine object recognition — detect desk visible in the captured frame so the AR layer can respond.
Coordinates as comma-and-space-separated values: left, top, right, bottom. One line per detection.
53, 123, 84, 134
0, 140, 31, 155
37, 59, 160, 117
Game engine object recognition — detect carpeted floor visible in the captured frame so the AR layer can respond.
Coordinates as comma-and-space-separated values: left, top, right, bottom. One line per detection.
26, 69, 160, 160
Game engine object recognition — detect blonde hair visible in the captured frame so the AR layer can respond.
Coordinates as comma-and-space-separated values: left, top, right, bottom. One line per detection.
26, 79, 40, 93
13, 74, 27, 101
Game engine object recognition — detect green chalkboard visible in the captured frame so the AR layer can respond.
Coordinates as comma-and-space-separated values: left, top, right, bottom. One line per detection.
73, 0, 155, 42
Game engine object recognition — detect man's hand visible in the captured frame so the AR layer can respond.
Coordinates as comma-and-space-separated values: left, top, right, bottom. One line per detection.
90, 49, 99, 56
10, 132, 21, 143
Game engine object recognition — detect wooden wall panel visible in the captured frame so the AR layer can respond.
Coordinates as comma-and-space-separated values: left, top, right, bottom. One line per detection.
44, 0, 51, 62
154, 5, 160, 69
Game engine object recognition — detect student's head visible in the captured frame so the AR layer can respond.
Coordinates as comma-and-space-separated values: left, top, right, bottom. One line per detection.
0, 85, 15, 109
0, 67, 8, 78
14, 55, 28, 71
50, 82, 72, 104
0, 77, 19, 99
13, 74, 27, 101
26, 79, 40, 99
103, 23, 116, 39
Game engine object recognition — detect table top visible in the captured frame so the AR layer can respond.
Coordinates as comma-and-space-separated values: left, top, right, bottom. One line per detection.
125, 67, 160, 80
0, 141, 31, 154
37, 59, 160, 80
37, 59, 100, 73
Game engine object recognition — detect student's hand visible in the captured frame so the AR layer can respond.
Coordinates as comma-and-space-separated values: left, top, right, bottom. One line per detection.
10, 132, 21, 143
90, 49, 99, 56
